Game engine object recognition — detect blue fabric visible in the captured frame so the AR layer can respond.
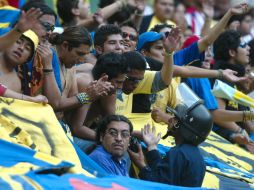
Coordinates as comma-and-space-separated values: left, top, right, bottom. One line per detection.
89, 145, 129, 176
137, 31, 163, 51
140, 144, 206, 187
204, 157, 254, 179
174, 42, 203, 66
0, 139, 73, 169
0, 8, 20, 26
69, 139, 108, 177
186, 78, 218, 110
25, 171, 209, 190
0, 26, 12, 36
27, 48, 62, 93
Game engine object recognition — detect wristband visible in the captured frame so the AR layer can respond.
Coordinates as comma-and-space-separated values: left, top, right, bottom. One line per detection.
243, 110, 254, 122
14, 27, 23, 34
0, 84, 7, 96
43, 69, 53, 72
76, 92, 91, 104
217, 69, 224, 80
163, 51, 174, 57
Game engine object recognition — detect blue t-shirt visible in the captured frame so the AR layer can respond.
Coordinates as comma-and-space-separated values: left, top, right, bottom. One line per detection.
89, 145, 129, 176
186, 78, 218, 110
174, 42, 203, 66
140, 144, 205, 187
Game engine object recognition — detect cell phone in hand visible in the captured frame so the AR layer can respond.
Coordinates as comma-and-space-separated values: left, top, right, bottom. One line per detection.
129, 136, 140, 153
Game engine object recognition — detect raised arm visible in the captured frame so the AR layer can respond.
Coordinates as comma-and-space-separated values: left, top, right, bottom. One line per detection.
160, 27, 181, 86
0, 8, 42, 51
198, 3, 249, 52
174, 65, 246, 83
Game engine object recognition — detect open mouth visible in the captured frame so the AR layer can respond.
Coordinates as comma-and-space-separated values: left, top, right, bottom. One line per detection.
13, 51, 22, 58
123, 42, 131, 49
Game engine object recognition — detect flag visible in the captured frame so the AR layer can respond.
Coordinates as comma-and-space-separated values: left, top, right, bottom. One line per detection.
212, 79, 254, 108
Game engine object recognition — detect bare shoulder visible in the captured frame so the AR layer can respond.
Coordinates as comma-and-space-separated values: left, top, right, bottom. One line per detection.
76, 72, 93, 91
75, 63, 94, 74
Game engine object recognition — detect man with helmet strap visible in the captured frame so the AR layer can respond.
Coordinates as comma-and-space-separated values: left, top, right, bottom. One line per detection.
128, 86, 213, 187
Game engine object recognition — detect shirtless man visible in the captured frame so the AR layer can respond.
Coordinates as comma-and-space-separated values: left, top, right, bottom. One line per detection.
0, 30, 38, 92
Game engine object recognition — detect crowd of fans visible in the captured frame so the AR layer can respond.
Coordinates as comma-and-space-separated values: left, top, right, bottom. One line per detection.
1, 0, 254, 187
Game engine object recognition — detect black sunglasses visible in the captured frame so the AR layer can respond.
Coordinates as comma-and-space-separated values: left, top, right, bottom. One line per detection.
125, 76, 143, 84
40, 21, 55, 32
122, 32, 138, 41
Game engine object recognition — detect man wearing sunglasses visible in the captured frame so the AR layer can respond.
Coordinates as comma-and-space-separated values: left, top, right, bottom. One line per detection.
212, 29, 254, 152
89, 115, 133, 176
120, 22, 139, 52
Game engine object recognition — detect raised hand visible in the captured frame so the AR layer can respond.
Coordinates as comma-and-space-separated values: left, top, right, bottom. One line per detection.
36, 42, 53, 69
92, 9, 104, 25
135, 0, 145, 14
202, 0, 214, 19
163, 27, 181, 53
142, 124, 161, 151
222, 69, 248, 83
16, 8, 43, 33
230, 3, 249, 15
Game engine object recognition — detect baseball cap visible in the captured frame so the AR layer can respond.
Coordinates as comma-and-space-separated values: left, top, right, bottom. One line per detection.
137, 31, 163, 52
22, 30, 39, 51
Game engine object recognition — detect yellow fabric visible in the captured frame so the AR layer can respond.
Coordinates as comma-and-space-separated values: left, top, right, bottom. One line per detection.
133, 71, 156, 94
0, 5, 16, 10
116, 71, 156, 115
147, 15, 176, 32
202, 172, 220, 189
0, 97, 81, 167
1, 174, 24, 190
152, 78, 179, 111
23, 30, 39, 50
0, 22, 9, 28
126, 113, 254, 188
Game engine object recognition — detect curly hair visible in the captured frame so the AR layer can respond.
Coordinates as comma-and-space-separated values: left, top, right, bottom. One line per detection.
213, 30, 241, 61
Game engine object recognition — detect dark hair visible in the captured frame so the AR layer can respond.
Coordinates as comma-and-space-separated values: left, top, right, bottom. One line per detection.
141, 41, 154, 52
150, 23, 174, 33
122, 51, 146, 71
57, 0, 79, 24
120, 21, 138, 33
98, 0, 135, 24
213, 30, 241, 61
94, 24, 122, 47
21, 36, 35, 62
96, 115, 133, 144
49, 26, 92, 50
92, 52, 128, 80
21, 1, 57, 20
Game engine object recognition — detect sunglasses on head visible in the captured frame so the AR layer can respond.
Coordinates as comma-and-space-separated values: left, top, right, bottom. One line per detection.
40, 21, 55, 32
239, 42, 248, 48
122, 32, 138, 41
125, 76, 143, 84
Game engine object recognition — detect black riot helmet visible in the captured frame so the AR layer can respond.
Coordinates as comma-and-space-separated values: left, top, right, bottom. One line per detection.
165, 83, 213, 146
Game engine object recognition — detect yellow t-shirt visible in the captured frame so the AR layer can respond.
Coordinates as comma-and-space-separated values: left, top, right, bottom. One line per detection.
147, 15, 176, 32
152, 78, 179, 111
116, 71, 156, 115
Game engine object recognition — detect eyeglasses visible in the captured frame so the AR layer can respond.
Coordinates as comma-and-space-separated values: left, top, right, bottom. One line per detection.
122, 32, 138, 41
40, 21, 55, 32
239, 42, 248, 48
106, 129, 130, 139
125, 76, 143, 84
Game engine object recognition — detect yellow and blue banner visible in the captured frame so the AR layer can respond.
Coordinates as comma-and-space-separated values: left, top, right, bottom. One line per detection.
0, 97, 210, 190
126, 113, 254, 190
212, 79, 254, 108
